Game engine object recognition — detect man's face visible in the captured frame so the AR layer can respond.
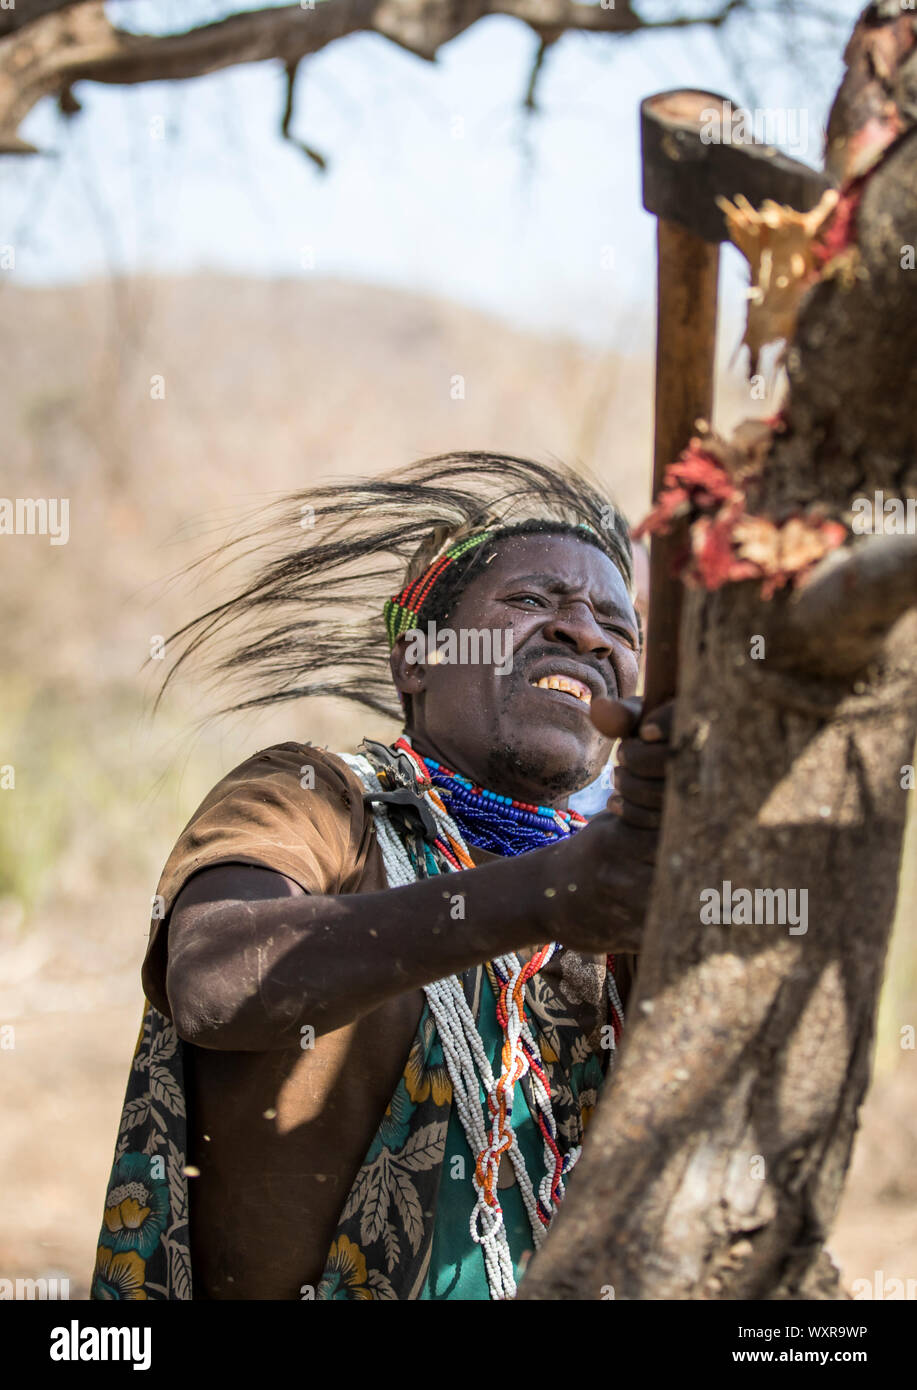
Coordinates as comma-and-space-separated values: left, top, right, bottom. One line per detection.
391, 532, 640, 805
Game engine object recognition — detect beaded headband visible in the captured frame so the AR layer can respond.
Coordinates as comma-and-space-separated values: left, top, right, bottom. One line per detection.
384, 530, 493, 648
383, 520, 602, 649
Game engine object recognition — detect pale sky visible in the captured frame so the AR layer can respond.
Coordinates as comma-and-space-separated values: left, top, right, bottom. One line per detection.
1, 0, 860, 347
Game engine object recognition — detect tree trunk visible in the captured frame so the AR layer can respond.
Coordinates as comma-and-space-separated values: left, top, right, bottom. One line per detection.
519, 8, 917, 1301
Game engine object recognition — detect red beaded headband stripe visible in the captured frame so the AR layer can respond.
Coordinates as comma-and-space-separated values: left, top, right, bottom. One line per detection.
383, 530, 493, 647
383, 520, 604, 648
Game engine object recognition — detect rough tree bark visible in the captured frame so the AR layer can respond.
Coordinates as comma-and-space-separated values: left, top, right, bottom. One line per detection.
519, 4, 917, 1301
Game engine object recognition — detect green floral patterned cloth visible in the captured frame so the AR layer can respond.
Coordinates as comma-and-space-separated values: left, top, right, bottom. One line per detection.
316, 962, 609, 1300
417, 972, 564, 1300
91, 955, 610, 1301
90, 1004, 191, 1300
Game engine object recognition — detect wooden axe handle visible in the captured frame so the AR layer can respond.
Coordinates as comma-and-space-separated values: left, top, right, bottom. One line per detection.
642, 220, 719, 714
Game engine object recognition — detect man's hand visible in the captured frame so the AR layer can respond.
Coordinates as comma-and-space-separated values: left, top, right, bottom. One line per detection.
592, 695, 674, 831
534, 697, 675, 955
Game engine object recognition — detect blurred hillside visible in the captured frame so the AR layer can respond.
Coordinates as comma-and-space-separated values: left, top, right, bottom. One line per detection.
0, 273, 913, 1297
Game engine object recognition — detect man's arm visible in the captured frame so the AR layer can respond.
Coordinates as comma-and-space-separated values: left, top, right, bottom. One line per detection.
166, 815, 653, 1051
166, 701, 672, 1051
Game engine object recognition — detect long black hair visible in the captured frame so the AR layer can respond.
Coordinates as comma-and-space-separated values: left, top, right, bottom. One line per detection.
154, 451, 634, 722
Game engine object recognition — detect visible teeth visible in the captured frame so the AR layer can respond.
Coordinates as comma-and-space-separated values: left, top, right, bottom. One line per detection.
533, 675, 591, 704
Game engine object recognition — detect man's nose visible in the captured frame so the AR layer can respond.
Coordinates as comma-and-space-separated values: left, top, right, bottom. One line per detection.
542, 602, 612, 656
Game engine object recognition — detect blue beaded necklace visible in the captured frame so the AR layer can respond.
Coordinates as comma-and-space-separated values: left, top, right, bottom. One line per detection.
416, 751, 587, 856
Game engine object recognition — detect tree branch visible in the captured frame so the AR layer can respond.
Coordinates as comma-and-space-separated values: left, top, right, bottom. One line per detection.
780, 532, 917, 679
281, 57, 327, 170
0, 0, 751, 155
523, 35, 551, 112
0, 0, 124, 40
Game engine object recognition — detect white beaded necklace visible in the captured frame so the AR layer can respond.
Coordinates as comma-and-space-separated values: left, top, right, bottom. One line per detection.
339, 749, 580, 1301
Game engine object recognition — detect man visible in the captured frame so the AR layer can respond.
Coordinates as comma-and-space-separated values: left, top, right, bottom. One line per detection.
91, 452, 671, 1301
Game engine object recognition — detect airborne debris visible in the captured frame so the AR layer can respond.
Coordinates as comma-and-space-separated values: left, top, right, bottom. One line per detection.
716, 189, 853, 374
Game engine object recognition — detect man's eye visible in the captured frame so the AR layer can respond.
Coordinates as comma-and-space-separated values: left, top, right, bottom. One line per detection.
510, 594, 548, 607
597, 616, 633, 640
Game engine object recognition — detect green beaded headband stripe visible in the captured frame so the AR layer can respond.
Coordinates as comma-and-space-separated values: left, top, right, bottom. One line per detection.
383, 530, 492, 648
383, 520, 602, 649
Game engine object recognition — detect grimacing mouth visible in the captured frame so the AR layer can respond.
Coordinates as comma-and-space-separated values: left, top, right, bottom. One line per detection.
529, 672, 594, 706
